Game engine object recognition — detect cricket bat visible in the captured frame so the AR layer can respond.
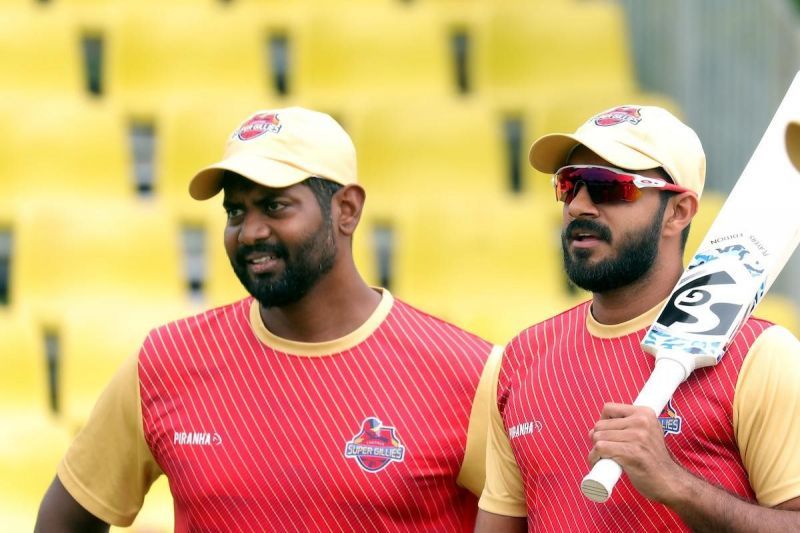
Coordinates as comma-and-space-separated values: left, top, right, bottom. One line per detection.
580, 72, 800, 503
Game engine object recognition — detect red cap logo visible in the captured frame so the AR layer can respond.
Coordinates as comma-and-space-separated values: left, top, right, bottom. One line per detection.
236, 112, 282, 141
592, 106, 642, 127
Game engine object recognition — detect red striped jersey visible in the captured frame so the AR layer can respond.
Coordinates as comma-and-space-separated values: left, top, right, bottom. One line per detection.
487, 301, 773, 532
58, 291, 498, 531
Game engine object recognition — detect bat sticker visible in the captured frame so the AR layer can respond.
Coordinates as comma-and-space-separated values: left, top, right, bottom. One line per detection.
642, 240, 767, 361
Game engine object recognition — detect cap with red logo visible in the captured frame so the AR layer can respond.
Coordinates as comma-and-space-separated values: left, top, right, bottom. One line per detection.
189, 107, 357, 200
529, 105, 706, 198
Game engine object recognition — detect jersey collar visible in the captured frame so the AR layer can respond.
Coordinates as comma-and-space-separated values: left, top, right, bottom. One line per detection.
248, 289, 394, 356
586, 299, 667, 339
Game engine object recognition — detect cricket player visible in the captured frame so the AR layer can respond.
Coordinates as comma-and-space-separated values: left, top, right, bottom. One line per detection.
35, 107, 502, 532
476, 105, 800, 532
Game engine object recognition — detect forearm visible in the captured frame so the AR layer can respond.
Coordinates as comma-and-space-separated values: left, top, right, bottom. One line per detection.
664, 468, 800, 532
35, 476, 110, 533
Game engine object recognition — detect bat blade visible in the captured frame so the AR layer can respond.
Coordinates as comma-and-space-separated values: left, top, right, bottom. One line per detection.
581, 71, 800, 503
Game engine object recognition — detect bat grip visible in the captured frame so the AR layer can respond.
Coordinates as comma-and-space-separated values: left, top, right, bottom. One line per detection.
580, 357, 688, 503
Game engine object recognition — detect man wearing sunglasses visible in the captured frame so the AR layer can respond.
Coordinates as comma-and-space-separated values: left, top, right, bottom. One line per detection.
476, 105, 800, 531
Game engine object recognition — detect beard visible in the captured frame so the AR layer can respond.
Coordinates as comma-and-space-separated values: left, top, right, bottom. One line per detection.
561, 210, 665, 293
230, 218, 337, 308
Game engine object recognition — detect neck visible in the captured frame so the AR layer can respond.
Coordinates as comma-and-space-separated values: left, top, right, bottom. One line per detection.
258, 262, 381, 343
590, 255, 683, 325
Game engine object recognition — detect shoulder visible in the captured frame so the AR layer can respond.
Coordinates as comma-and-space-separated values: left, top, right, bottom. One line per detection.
504, 300, 590, 361
388, 297, 495, 359
140, 298, 253, 365
148, 298, 251, 338
390, 297, 494, 347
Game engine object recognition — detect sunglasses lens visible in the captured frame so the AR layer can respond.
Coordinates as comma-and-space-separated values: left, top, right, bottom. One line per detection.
555, 167, 642, 204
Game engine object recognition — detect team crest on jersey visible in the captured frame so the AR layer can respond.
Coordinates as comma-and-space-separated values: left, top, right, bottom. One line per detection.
658, 399, 683, 436
344, 417, 406, 473
235, 112, 282, 140
592, 106, 642, 127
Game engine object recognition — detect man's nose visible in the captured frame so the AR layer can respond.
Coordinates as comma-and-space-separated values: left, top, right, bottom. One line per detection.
238, 211, 272, 245
566, 182, 599, 218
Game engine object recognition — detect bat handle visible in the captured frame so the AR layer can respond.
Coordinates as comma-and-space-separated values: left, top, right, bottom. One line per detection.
580, 357, 688, 502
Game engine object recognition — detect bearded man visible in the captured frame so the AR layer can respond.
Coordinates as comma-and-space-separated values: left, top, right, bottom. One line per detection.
476, 105, 800, 532
37, 107, 501, 532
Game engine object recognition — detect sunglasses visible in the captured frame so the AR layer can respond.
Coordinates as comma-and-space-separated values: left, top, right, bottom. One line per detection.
553, 165, 691, 205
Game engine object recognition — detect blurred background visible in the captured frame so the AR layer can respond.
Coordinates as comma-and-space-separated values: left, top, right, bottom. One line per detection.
1, 0, 799, 530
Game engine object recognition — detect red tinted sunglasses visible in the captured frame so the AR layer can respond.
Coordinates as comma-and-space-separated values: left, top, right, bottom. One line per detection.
553, 165, 691, 205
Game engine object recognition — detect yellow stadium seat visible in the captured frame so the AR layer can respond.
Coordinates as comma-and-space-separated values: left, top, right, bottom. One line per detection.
0, 97, 134, 209
351, 99, 509, 220
473, 2, 636, 102
292, 4, 457, 104
0, 310, 72, 531
0, 7, 84, 97
10, 201, 186, 328
104, 4, 285, 115
390, 193, 571, 341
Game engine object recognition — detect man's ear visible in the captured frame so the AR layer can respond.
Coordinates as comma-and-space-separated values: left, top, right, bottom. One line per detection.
663, 191, 698, 238
333, 184, 366, 236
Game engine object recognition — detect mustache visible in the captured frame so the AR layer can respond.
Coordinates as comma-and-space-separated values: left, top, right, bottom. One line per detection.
563, 219, 612, 243
234, 243, 289, 264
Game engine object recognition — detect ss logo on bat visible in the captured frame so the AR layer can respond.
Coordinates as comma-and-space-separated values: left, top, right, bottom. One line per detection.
658, 270, 745, 336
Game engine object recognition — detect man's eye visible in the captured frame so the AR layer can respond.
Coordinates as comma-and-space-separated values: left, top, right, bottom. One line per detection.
226, 208, 244, 219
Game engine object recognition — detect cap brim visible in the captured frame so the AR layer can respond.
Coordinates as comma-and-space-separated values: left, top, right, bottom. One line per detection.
529, 132, 662, 174
189, 153, 311, 200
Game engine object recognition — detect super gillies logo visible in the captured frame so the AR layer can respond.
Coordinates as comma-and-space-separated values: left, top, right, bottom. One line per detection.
592, 106, 642, 127
235, 112, 282, 141
344, 417, 405, 473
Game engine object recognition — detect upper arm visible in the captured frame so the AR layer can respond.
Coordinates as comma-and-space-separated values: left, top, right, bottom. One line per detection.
35, 476, 109, 533
475, 509, 527, 533
775, 496, 800, 511
458, 345, 504, 495
734, 326, 800, 506
477, 348, 527, 518
57, 352, 163, 525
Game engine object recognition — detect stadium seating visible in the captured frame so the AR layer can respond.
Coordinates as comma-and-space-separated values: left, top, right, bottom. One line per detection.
0, 96, 134, 210
351, 99, 509, 220
473, 2, 636, 102
0, 311, 71, 531
292, 3, 457, 104
390, 192, 571, 342
9, 201, 186, 328
103, 4, 284, 115
0, 7, 84, 98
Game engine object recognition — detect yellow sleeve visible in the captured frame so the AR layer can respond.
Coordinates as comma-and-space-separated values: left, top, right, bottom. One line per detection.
477, 348, 527, 517
57, 352, 163, 526
733, 325, 800, 507
457, 345, 504, 496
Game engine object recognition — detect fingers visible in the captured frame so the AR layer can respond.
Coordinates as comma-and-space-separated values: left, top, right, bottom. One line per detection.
589, 404, 659, 437
587, 403, 664, 466
598, 402, 655, 419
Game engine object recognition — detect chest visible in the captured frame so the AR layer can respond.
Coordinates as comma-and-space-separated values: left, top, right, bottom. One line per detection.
140, 349, 475, 526
502, 338, 739, 478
